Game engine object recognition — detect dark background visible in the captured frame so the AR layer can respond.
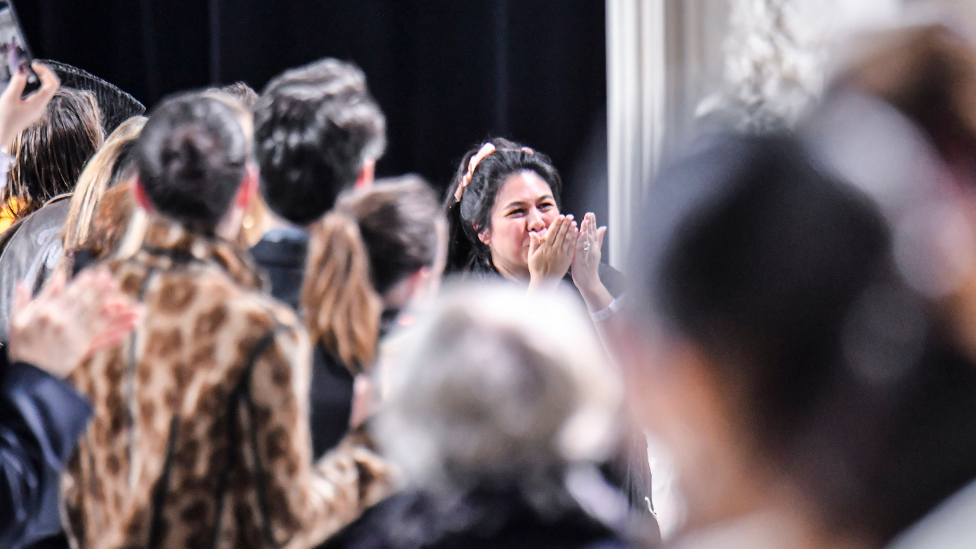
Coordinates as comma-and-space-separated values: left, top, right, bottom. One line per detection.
16, 0, 608, 221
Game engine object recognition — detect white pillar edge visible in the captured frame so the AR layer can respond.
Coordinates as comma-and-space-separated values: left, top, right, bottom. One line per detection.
606, 0, 667, 270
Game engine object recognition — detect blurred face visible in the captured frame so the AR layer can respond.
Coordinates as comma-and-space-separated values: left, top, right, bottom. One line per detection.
477, 171, 558, 278
612, 320, 775, 533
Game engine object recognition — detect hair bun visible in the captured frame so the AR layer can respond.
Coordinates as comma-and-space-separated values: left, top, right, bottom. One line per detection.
136, 93, 249, 230
161, 127, 212, 186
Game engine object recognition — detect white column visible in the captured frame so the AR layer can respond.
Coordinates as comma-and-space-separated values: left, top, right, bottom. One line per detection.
606, 0, 727, 268
606, 0, 666, 269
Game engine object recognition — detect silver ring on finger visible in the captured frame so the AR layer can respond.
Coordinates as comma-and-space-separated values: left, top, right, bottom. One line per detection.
583, 242, 591, 252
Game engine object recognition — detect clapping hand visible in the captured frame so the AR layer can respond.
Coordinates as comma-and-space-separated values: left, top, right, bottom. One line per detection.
572, 213, 607, 294
528, 214, 578, 290
7, 268, 142, 378
571, 212, 613, 313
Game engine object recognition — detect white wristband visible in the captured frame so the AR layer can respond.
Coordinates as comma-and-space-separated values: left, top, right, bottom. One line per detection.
590, 295, 623, 322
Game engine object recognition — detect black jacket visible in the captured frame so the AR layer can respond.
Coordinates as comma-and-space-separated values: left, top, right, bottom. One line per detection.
310, 344, 355, 458
0, 349, 92, 549
466, 260, 628, 303
251, 228, 356, 458
318, 485, 630, 549
250, 227, 309, 311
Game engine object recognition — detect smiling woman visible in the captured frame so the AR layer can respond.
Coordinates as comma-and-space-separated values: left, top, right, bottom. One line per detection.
444, 138, 625, 319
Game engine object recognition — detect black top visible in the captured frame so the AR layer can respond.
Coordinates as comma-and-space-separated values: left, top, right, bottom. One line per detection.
466, 260, 627, 302
318, 485, 628, 549
309, 344, 354, 457
252, 230, 402, 458
308, 309, 402, 457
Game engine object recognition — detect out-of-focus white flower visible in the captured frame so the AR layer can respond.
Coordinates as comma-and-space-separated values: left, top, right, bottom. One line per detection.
699, 0, 900, 132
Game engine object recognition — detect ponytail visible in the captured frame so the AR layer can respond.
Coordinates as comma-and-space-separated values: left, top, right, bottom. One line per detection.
302, 211, 383, 373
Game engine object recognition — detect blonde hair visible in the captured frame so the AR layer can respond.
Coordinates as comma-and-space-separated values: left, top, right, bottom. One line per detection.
61, 116, 145, 255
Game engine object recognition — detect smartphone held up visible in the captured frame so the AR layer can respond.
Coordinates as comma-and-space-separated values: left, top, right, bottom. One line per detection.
0, 0, 38, 94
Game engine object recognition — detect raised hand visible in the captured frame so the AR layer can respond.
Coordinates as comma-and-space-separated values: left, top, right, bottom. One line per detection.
528, 214, 578, 290
7, 268, 142, 378
571, 212, 613, 312
572, 213, 607, 293
0, 61, 59, 149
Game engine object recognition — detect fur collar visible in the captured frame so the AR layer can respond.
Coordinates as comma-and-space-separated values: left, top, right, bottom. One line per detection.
138, 214, 266, 291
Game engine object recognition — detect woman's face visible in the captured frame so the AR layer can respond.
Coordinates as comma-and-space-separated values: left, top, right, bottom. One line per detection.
478, 170, 559, 278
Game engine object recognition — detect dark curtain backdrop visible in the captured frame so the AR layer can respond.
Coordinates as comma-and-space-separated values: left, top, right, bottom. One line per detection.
16, 0, 608, 221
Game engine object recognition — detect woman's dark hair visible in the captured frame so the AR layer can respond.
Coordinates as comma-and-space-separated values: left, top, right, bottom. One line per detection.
135, 93, 248, 232
349, 175, 443, 295
2, 88, 104, 219
303, 175, 443, 372
632, 132, 976, 543
444, 138, 562, 274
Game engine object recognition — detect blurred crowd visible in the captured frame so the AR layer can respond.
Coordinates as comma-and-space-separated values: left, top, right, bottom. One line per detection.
2, 13, 976, 549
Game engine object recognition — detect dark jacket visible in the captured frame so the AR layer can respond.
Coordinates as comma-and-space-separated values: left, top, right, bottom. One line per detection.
250, 227, 309, 311
310, 344, 354, 458
0, 349, 92, 549
467, 260, 628, 303
252, 228, 357, 459
318, 485, 629, 549
0, 196, 73, 343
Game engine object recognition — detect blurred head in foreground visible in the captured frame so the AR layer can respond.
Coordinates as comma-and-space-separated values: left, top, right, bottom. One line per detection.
378, 283, 621, 491
619, 132, 976, 546
135, 92, 254, 236
809, 23, 976, 364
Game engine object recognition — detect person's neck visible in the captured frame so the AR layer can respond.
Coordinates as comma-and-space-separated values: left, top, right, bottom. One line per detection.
492, 257, 529, 282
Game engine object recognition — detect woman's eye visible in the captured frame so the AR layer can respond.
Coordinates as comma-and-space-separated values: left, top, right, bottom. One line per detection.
507, 209, 524, 217
539, 203, 553, 211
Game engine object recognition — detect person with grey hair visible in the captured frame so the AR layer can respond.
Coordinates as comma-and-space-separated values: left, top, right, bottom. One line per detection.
318, 283, 647, 549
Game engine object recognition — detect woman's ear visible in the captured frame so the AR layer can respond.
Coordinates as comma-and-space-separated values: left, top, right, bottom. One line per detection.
132, 178, 153, 212
355, 159, 376, 189
236, 162, 259, 207
477, 224, 491, 246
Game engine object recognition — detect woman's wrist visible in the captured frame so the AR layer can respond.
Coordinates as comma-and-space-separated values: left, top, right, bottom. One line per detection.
528, 273, 560, 292
578, 281, 613, 313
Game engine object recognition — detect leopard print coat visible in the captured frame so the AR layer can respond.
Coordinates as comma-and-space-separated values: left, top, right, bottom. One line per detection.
62, 215, 394, 549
